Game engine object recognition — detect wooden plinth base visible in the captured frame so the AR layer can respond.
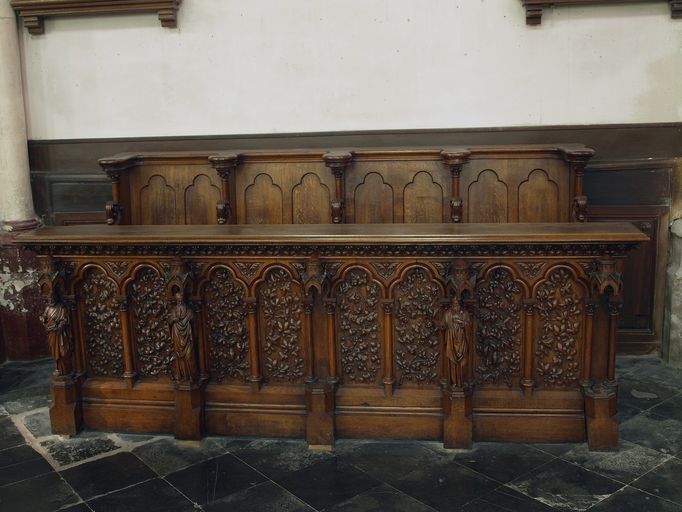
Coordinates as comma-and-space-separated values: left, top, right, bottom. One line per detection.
50, 375, 81, 436
584, 383, 619, 451
305, 381, 335, 448
443, 387, 473, 449
174, 384, 204, 440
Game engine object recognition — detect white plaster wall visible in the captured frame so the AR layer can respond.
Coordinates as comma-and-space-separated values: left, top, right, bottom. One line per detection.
18, 0, 682, 140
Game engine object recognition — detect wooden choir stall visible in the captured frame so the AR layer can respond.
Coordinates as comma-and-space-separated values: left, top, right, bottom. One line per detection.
20, 144, 647, 451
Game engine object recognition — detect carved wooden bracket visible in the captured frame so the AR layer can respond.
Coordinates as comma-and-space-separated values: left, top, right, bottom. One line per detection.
323, 151, 353, 224
440, 149, 471, 223
209, 152, 240, 225
590, 257, 623, 298
522, 0, 680, 25
99, 153, 140, 225
11, 0, 182, 35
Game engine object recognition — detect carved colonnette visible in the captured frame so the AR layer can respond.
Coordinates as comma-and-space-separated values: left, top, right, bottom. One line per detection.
21, 223, 646, 450
99, 145, 594, 227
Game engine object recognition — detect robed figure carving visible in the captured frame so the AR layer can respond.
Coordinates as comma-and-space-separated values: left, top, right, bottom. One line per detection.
168, 292, 197, 384
40, 296, 72, 377
440, 297, 471, 389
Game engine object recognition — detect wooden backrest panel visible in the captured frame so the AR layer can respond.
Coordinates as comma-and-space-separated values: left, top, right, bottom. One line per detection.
100, 145, 592, 226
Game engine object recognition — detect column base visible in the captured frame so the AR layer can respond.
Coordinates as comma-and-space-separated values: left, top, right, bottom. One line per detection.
50, 375, 82, 436
584, 382, 619, 451
442, 386, 473, 449
305, 380, 335, 448
174, 383, 204, 441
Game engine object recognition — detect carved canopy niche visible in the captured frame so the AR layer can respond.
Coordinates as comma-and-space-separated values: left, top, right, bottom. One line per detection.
11, 0, 181, 35
522, 0, 681, 25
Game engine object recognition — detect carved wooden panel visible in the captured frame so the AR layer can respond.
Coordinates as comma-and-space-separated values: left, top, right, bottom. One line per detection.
258, 268, 305, 383
534, 267, 584, 388
393, 267, 442, 385
467, 170, 508, 223
79, 268, 124, 376
139, 175, 175, 225
403, 171, 444, 223
185, 174, 220, 224
130, 266, 171, 378
474, 267, 523, 387
245, 174, 284, 224
518, 169, 560, 223
354, 173, 394, 224
336, 268, 382, 385
203, 267, 249, 383
292, 173, 331, 224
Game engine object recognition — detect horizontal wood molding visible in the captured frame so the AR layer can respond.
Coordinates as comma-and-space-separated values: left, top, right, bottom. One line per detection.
11, 0, 181, 34
522, 0, 680, 25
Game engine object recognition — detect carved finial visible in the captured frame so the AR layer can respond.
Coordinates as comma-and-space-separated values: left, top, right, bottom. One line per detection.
302, 254, 328, 296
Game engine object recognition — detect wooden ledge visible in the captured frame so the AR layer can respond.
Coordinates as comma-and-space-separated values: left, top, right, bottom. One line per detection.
11, 0, 181, 35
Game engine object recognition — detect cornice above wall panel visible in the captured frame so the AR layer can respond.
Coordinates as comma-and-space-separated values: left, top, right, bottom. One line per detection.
522, 0, 681, 25
11, 0, 181, 35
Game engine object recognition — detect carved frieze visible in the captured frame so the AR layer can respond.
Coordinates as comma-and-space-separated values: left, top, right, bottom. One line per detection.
371, 262, 400, 281
535, 268, 582, 387
203, 268, 249, 382
517, 262, 545, 280
259, 269, 305, 382
475, 267, 522, 387
337, 269, 382, 384
80, 269, 124, 376
234, 262, 263, 279
394, 267, 442, 385
130, 267, 171, 377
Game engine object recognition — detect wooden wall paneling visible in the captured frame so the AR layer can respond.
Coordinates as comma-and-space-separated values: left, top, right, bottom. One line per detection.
465, 167, 510, 223
517, 168, 561, 222
184, 174, 220, 224
137, 174, 176, 225
587, 205, 669, 354
292, 173, 331, 224
403, 171, 445, 223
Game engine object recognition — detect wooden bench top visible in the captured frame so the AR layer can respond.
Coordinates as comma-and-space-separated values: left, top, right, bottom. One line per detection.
18, 222, 647, 246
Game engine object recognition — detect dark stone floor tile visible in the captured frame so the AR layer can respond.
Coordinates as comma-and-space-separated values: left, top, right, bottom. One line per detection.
327, 483, 434, 512
0, 417, 25, 450
60, 504, 91, 512
113, 432, 157, 444
0, 456, 53, 487
620, 412, 682, 455
41, 435, 120, 467
87, 478, 196, 512
462, 486, 556, 512
649, 394, 682, 422
391, 458, 499, 511
22, 409, 52, 438
334, 440, 446, 485
631, 457, 682, 506
60, 451, 156, 500
1, 394, 50, 415
232, 438, 334, 480
617, 402, 644, 422
132, 437, 227, 476
165, 453, 266, 505
590, 485, 682, 512
0, 359, 52, 397
559, 440, 672, 484
508, 458, 623, 511
0, 471, 80, 512
450, 442, 555, 484
528, 442, 577, 457
0, 444, 42, 468
277, 458, 381, 511
616, 356, 641, 374
209, 436, 256, 453
618, 375, 679, 412
627, 360, 682, 390
204, 480, 312, 512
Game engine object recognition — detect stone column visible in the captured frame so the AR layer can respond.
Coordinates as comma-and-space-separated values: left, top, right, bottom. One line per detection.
0, 1, 43, 362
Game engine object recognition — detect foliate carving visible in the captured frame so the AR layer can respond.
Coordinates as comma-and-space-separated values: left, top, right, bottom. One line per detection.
169, 292, 197, 384
106, 261, 129, 278
432, 262, 449, 279
394, 268, 442, 384
105, 201, 122, 225
204, 268, 249, 382
81, 269, 124, 376
371, 262, 399, 281
475, 267, 522, 387
535, 268, 582, 387
325, 262, 342, 279
573, 195, 588, 222
260, 269, 305, 382
337, 269, 381, 383
40, 295, 73, 377
130, 267, 171, 377
234, 262, 262, 279
518, 262, 545, 279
